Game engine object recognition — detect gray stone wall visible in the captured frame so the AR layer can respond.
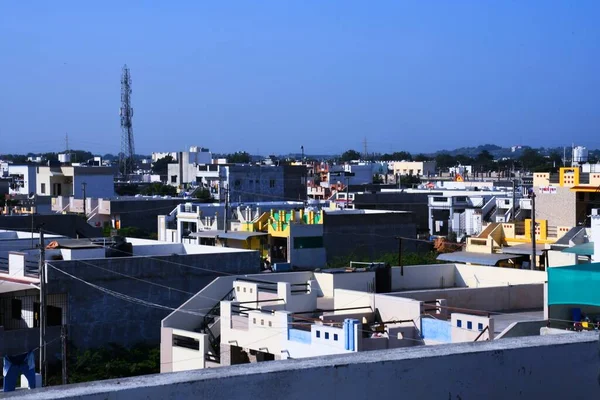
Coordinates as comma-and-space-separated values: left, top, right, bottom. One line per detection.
47, 251, 260, 350
535, 186, 576, 227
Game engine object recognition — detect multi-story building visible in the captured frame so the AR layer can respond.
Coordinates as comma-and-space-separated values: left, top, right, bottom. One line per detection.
36, 165, 115, 198
160, 262, 547, 372
6, 165, 37, 196
390, 161, 437, 177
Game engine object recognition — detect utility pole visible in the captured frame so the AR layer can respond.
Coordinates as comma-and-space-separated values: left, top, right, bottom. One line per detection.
345, 176, 350, 209
511, 179, 516, 222
530, 191, 537, 270
396, 236, 403, 276
223, 184, 229, 233
38, 228, 46, 386
61, 325, 68, 385
82, 182, 87, 218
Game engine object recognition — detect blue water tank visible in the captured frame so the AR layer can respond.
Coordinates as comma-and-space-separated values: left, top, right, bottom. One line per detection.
273, 262, 292, 272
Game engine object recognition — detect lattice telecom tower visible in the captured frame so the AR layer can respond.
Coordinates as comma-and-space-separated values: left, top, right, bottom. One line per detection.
119, 64, 135, 176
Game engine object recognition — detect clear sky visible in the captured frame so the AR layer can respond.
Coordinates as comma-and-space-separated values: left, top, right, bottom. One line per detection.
1, 1, 600, 156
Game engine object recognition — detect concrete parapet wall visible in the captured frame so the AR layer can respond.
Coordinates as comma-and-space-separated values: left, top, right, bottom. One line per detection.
18, 332, 600, 399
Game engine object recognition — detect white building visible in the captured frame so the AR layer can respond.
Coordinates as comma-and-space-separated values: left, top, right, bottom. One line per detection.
161, 263, 547, 372
7, 165, 37, 196
390, 161, 436, 177
36, 165, 114, 198
328, 164, 373, 186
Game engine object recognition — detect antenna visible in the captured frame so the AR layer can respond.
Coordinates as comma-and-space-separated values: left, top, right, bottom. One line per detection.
119, 64, 135, 177
65, 133, 69, 153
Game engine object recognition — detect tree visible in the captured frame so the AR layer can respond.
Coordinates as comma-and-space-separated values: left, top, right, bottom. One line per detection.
194, 188, 214, 203
141, 183, 177, 196
400, 175, 421, 187
115, 184, 140, 196
372, 174, 384, 184
380, 151, 412, 161
519, 148, 545, 172
340, 149, 361, 162
413, 153, 431, 162
435, 153, 456, 170
151, 155, 174, 176
474, 150, 495, 171
227, 152, 251, 164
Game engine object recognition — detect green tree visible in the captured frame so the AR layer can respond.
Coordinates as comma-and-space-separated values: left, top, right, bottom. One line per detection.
372, 174, 384, 184
194, 188, 214, 203
141, 183, 177, 196
340, 149, 362, 162
435, 153, 456, 170
474, 150, 495, 171
115, 184, 140, 196
151, 155, 174, 176
413, 153, 431, 162
519, 148, 545, 171
227, 151, 251, 163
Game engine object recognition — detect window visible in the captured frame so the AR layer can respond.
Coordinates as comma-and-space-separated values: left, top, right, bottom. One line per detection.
268, 321, 272, 327
456, 319, 462, 328
173, 334, 200, 350
40, 183, 46, 194
478, 323, 484, 331
467, 321, 473, 330
237, 286, 240, 292
253, 318, 256, 324
171, 175, 177, 183
243, 287, 246, 293
11, 299, 22, 320
293, 236, 324, 249
333, 334, 338, 341
261, 319, 264, 326
316, 330, 321, 338
324, 332, 329, 340
269, 179, 275, 188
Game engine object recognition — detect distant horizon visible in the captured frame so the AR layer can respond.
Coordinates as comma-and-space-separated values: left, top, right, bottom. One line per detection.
2, 2, 599, 155
2, 142, 598, 159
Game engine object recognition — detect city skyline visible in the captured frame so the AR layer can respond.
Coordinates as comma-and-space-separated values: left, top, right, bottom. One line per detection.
2, 1, 600, 155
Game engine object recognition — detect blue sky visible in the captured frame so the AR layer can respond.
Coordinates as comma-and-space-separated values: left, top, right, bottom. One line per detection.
1, 1, 599, 156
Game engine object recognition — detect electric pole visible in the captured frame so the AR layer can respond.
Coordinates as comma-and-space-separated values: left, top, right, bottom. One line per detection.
39, 228, 46, 385
511, 179, 516, 222
396, 236, 403, 276
82, 182, 87, 218
61, 325, 68, 385
530, 191, 537, 270
223, 184, 229, 233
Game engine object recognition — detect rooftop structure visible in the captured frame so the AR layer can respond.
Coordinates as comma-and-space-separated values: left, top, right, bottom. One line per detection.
161, 262, 546, 372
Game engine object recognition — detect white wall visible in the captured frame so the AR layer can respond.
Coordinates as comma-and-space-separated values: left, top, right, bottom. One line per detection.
313, 271, 376, 298
391, 264, 456, 291
450, 313, 494, 341
547, 250, 578, 267
60, 247, 105, 260
171, 329, 206, 372
333, 289, 422, 322
592, 213, 600, 263
454, 264, 546, 287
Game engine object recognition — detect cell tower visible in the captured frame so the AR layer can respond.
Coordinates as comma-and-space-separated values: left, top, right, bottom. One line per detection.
119, 64, 135, 176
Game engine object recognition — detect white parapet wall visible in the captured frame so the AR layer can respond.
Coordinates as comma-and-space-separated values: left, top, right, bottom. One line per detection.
23, 332, 600, 399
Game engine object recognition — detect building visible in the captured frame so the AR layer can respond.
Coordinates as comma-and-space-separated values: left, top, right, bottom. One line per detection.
390, 161, 436, 177
159, 202, 417, 268
169, 164, 307, 203
533, 167, 600, 228
36, 165, 115, 198
161, 262, 546, 372
52, 195, 196, 234
0, 235, 260, 357
6, 165, 37, 196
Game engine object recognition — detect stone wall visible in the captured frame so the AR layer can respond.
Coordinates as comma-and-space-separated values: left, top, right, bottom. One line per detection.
535, 186, 576, 227
46, 251, 260, 350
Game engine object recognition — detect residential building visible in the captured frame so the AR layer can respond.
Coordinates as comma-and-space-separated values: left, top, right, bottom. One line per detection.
36, 165, 115, 198
159, 202, 417, 268
390, 160, 436, 177
161, 262, 546, 372
533, 167, 600, 228
169, 164, 307, 203
6, 165, 37, 196
53, 195, 195, 233
0, 235, 260, 359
